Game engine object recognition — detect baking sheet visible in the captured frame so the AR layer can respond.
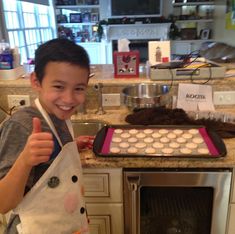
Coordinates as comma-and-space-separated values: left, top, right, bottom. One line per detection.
93, 125, 227, 158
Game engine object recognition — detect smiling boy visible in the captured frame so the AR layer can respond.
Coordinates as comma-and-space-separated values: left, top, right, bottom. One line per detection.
0, 38, 91, 233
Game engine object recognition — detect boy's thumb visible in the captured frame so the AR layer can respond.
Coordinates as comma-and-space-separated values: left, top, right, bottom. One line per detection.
32, 117, 42, 133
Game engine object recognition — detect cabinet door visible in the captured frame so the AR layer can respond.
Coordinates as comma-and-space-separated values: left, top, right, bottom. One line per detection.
83, 168, 123, 203
227, 204, 235, 234
88, 215, 111, 234
87, 203, 124, 234
79, 43, 106, 64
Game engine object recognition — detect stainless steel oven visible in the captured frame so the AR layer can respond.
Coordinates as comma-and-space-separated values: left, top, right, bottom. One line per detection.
124, 169, 232, 234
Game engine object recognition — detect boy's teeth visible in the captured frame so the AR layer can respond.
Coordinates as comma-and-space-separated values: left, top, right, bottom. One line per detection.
59, 106, 72, 110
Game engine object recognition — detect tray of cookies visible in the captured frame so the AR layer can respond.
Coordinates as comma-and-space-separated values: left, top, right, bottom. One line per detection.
93, 125, 227, 158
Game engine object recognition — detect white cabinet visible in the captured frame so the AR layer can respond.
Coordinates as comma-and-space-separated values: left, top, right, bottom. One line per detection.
83, 168, 124, 234
79, 42, 112, 64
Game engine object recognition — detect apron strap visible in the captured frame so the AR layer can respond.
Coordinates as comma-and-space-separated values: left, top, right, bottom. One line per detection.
65, 119, 74, 139
34, 98, 74, 147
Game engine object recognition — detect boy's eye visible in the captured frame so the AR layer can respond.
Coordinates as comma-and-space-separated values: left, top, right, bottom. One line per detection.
53, 85, 64, 90
75, 87, 86, 92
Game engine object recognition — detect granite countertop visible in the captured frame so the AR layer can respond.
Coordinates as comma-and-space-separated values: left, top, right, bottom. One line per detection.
76, 108, 235, 169
1, 65, 235, 87
1, 65, 235, 169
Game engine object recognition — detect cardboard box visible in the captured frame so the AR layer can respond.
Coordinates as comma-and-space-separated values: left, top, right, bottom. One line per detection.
150, 61, 226, 81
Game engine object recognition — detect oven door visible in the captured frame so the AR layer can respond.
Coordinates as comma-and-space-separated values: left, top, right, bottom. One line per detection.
124, 170, 232, 234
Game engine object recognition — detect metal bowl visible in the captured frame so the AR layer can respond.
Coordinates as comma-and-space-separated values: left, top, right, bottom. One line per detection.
122, 83, 171, 110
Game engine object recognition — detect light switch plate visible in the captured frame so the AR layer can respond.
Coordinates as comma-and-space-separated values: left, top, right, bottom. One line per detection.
102, 94, 121, 107
213, 91, 235, 105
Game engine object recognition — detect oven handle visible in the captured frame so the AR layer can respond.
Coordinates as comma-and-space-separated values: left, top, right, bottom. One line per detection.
127, 175, 140, 234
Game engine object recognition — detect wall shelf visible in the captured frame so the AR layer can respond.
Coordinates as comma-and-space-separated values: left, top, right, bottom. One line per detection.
56, 4, 100, 9
58, 22, 96, 26
173, 1, 214, 6
171, 39, 213, 43
176, 19, 213, 23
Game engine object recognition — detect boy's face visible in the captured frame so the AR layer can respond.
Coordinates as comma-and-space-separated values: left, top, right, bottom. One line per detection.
31, 62, 89, 120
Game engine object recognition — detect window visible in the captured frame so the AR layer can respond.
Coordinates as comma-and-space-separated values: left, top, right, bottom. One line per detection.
2, 0, 56, 63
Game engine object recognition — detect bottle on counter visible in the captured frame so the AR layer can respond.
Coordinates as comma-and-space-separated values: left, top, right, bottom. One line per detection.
155, 46, 162, 63
12, 47, 20, 68
0, 40, 13, 70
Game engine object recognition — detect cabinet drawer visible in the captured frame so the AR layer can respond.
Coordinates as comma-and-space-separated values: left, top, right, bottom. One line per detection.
87, 203, 124, 234
83, 168, 122, 203
88, 215, 111, 234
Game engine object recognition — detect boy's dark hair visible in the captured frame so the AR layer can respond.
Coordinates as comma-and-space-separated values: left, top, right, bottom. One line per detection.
34, 38, 90, 83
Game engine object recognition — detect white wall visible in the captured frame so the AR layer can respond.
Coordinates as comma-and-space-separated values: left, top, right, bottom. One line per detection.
214, 0, 235, 46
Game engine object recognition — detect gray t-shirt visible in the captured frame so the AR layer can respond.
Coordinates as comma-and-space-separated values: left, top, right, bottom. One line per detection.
0, 106, 73, 233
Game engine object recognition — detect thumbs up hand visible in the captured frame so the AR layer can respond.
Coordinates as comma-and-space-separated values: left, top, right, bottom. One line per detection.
19, 117, 54, 167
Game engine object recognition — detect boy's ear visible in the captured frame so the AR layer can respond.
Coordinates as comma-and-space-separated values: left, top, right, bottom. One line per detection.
30, 72, 41, 90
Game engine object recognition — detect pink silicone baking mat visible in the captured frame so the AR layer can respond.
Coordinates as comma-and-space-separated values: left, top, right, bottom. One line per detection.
98, 126, 223, 158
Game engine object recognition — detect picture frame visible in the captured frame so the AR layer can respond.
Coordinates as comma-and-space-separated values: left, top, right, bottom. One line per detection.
91, 13, 99, 22
82, 12, 91, 23
69, 13, 82, 23
57, 14, 68, 23
180, 28, 197, 40
113, 51, 140, 78
200, 29, 210, 40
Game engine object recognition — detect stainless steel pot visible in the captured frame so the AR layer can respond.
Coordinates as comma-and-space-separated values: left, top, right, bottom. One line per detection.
122, 83, 171, 110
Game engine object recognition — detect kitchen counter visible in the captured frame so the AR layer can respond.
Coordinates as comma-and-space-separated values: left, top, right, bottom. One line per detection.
1, 64, 235, 169
77, 108, 235, 169
1, 65, 235, 87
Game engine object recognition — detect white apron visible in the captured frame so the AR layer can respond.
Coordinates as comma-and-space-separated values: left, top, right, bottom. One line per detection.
13, 98, 89, 234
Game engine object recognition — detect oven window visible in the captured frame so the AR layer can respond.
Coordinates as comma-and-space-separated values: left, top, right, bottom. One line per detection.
140, 187, 213, 234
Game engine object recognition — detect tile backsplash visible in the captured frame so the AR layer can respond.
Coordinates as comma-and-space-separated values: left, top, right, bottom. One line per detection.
1, 70, 235, 113
0, 84, 128, 112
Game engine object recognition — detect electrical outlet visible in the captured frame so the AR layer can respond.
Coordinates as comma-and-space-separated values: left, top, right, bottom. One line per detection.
102, 93, 121, 107
8, 95, 30, 109
213, 91, 235, 105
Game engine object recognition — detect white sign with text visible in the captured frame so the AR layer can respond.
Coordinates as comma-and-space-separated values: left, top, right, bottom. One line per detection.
176, 83, 215, 111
